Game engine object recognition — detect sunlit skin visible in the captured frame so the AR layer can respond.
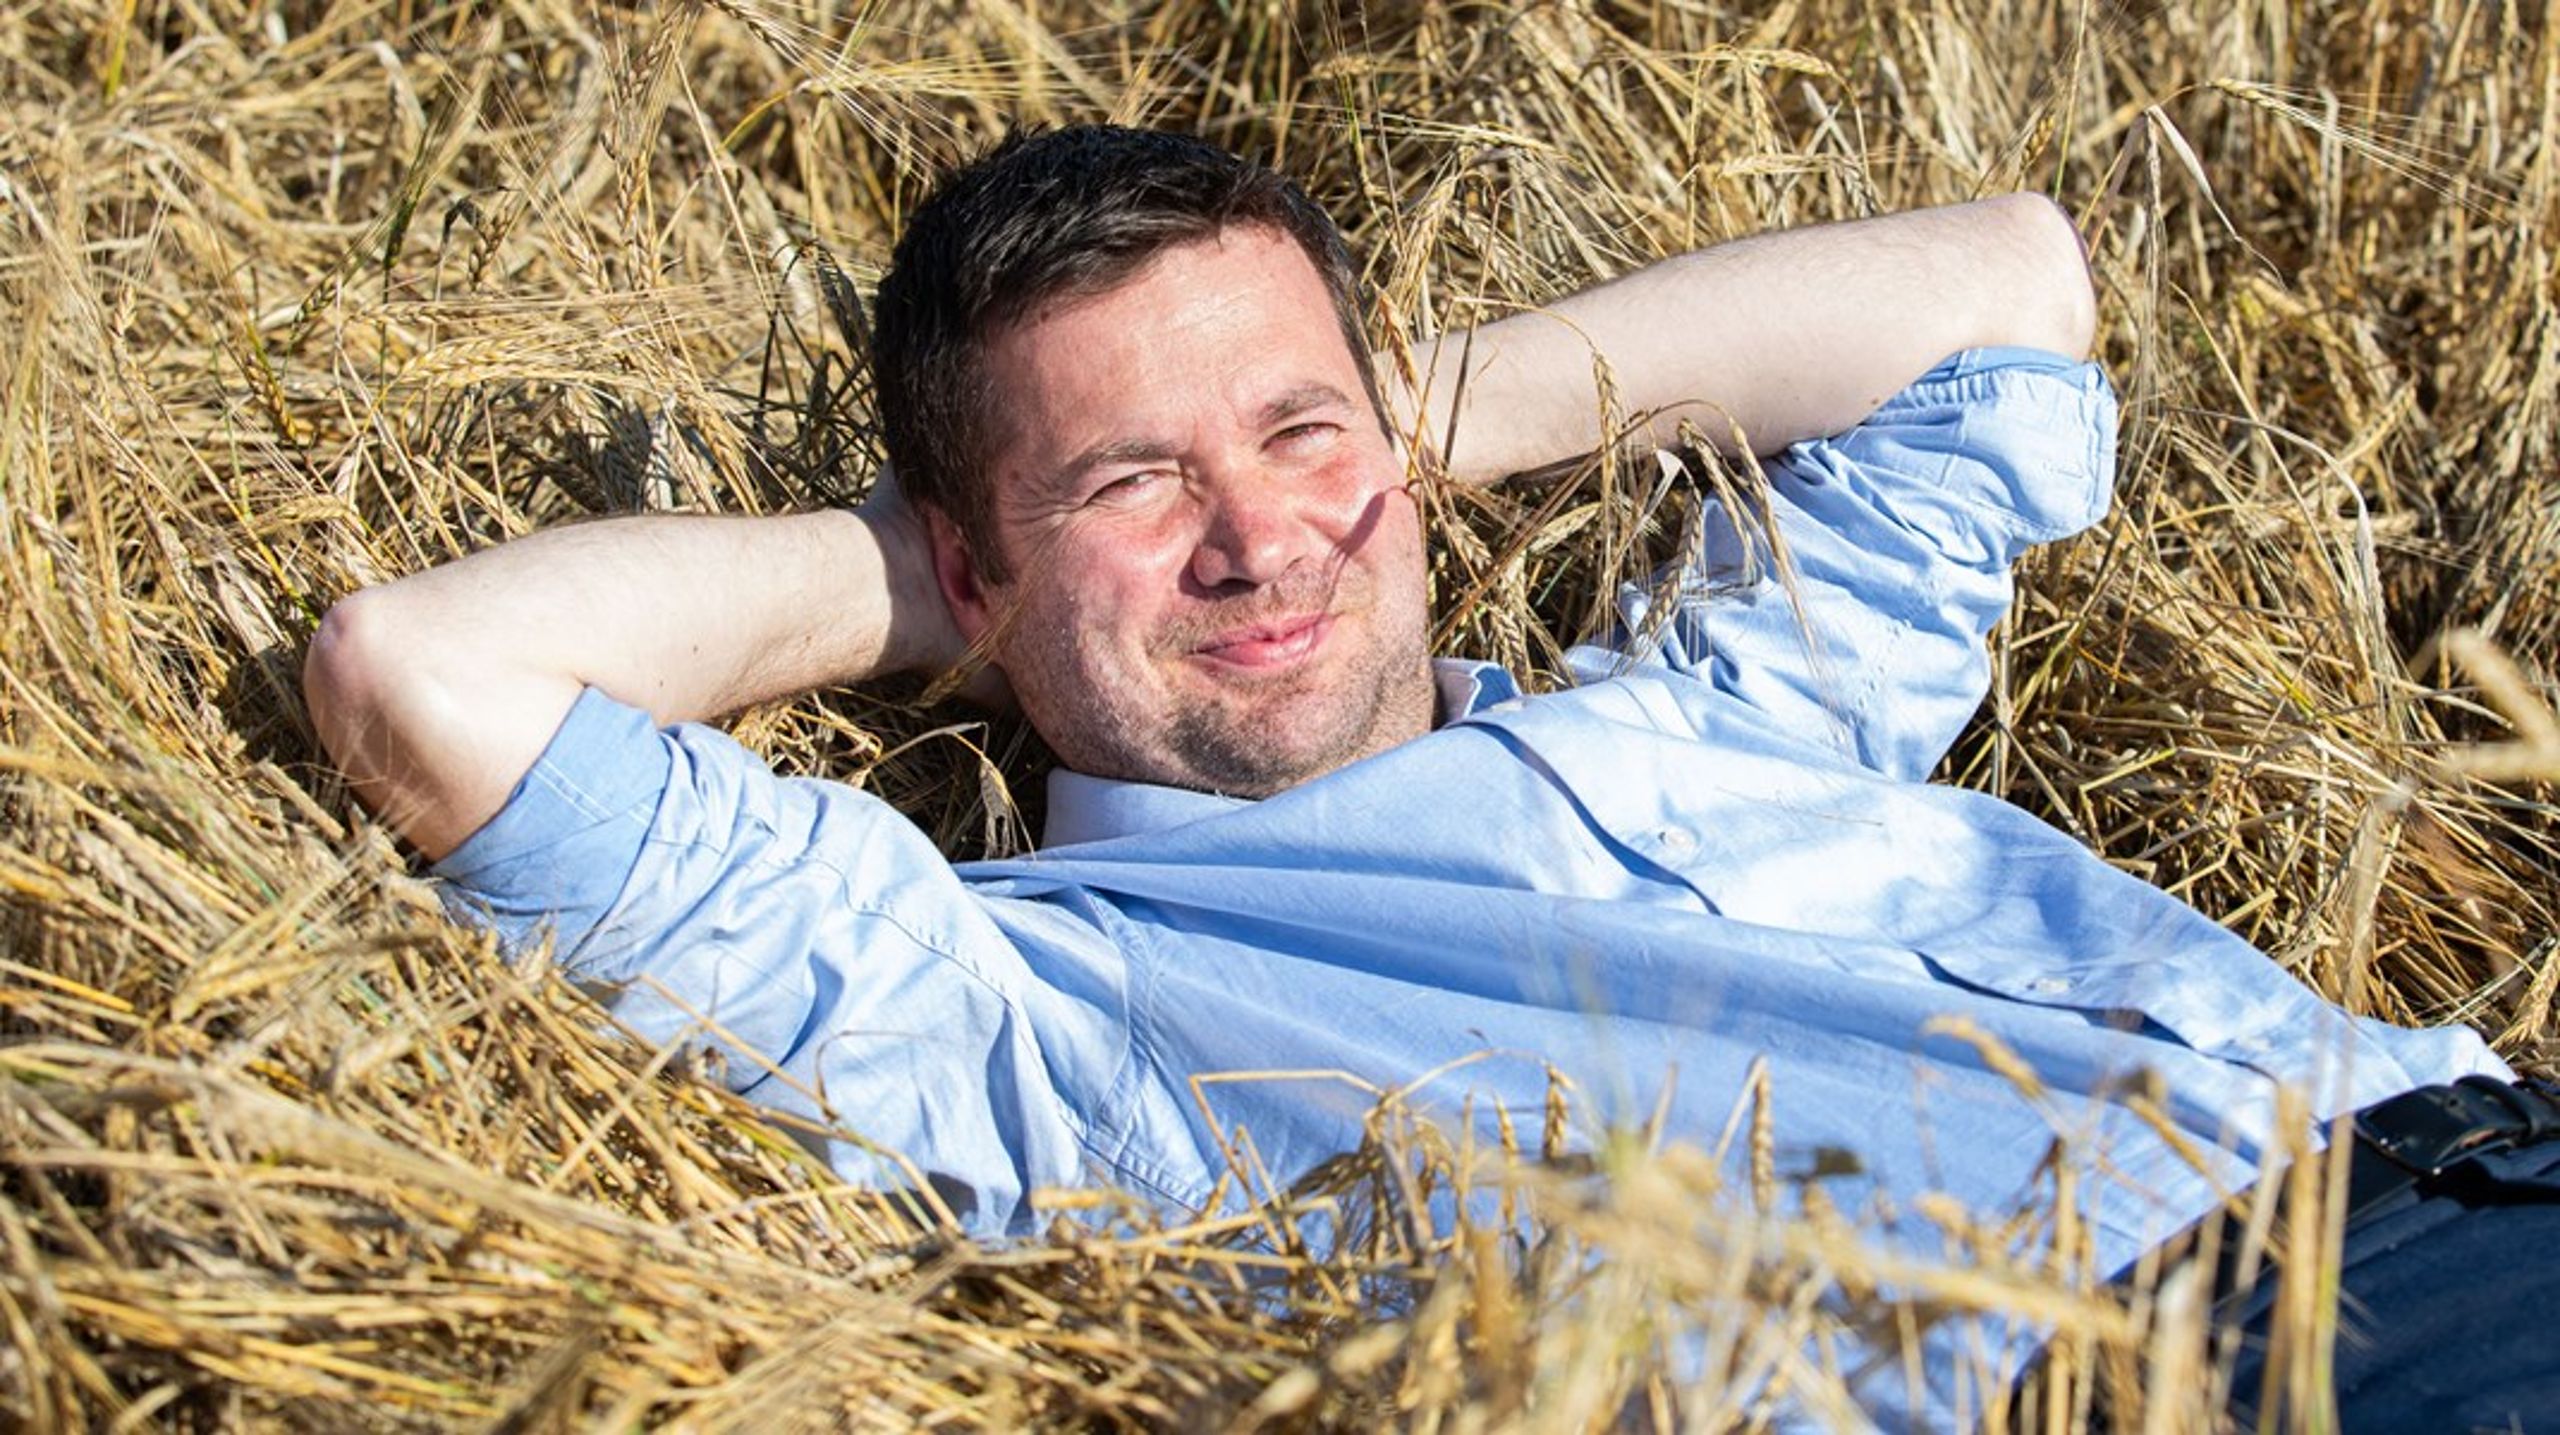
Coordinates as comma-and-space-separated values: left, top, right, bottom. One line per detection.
927, 226, 1438, 796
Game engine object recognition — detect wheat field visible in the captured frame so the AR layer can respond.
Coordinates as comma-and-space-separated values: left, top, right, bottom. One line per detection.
2, 0, 2556, 1427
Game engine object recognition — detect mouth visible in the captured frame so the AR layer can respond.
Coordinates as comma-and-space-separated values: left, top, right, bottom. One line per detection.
1190, 613, 1332, 670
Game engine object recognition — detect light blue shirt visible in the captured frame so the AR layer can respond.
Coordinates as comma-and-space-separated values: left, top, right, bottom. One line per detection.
438, 349, 2503, 1393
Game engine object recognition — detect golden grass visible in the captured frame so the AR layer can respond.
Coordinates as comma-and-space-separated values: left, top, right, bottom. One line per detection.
2, 0, 2556, 1426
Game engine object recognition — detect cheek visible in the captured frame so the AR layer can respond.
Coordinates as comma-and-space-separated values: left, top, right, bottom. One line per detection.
1331, 438, 1412, 518
1013, 539, 1183, 652
1053, 520, 1199, 606
1338, 470, 1420, 557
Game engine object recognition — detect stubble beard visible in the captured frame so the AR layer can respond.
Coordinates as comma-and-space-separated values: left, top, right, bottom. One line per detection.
1028, 566, 1438, 799
1158, 552, 1436, 795
1160, 622, 1435, 797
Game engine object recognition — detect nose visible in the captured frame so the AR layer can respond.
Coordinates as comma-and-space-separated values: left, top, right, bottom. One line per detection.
1187, 465, 1325, 591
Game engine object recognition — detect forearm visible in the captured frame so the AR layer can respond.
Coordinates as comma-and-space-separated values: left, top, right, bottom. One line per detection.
1401, 193, 2096, 484
306, 507, 939, 860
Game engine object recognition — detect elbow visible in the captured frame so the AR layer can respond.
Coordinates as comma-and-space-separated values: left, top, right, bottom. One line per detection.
303, 581, 560, 861
304, 584, 449, 788
1986, 192, 2098, 360
303, 587, 471, 858
304, 587, 397, 772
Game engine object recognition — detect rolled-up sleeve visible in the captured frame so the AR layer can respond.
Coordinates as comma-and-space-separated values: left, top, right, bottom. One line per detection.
1582, 347, 2116, 779
433, 687, 670, 957
433, 689, 1115, 1236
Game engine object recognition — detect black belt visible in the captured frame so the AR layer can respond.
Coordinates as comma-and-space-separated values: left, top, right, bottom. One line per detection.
2345, 1075, 2560, 1220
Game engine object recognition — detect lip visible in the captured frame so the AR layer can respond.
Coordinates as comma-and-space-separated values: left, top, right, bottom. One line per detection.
1191, 613, 1332, 670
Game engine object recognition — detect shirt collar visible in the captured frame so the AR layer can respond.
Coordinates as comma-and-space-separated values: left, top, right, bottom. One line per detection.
1039, 658, 1520, 848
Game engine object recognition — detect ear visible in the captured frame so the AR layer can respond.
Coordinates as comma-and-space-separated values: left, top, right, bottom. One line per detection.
923, 505, 999, 644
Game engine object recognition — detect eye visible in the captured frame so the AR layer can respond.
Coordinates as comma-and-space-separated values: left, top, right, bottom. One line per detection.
1271, 421, 1338, 452
1084, 470, 1171, 507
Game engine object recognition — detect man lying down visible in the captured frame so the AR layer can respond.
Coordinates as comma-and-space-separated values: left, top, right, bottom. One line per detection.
304, 125, 2558, 1427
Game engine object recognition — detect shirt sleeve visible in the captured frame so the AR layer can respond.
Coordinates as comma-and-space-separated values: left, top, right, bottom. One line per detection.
431, 687, 671, 957
1573, 346, 2117, 780
431, 688, 1112, 1237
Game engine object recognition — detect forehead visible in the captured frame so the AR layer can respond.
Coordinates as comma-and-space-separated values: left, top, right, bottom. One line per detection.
978, 227, 1360, 481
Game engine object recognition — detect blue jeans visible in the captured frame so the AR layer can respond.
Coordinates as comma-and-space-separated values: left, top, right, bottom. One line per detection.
2222, 1111, 2560, 1427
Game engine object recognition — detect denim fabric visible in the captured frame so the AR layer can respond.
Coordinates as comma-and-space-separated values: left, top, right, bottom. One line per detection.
2224, 1126, 2560, 1428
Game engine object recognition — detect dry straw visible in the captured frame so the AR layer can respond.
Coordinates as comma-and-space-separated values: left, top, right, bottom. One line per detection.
2, 0, 2555, 1428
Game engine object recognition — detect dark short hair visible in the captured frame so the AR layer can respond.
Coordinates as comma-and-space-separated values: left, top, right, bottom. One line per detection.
870, 124, 1378, 583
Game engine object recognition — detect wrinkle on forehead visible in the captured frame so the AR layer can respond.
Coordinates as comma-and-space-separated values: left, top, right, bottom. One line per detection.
976, 227, 1374, 565
989, 233, 1341, 428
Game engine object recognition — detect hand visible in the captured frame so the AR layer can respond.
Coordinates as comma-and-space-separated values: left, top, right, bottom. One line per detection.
857, 467, 1014, 711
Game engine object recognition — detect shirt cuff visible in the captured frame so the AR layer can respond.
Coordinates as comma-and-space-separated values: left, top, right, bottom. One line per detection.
1884, 345, 2118, 546
432, 686, 673, 960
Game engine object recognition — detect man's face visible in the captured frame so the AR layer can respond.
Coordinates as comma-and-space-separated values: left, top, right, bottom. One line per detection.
928, 224, 1437, 796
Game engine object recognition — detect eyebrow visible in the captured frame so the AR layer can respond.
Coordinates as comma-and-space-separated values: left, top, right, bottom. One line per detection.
1038, 384, 1360, 501
1040, 437, 1182, 505
1253, 382, 1357, 429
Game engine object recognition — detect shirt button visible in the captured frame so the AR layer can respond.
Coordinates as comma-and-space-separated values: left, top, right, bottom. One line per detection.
1656, 828, 1696, 854
2025, 976, 2072, 996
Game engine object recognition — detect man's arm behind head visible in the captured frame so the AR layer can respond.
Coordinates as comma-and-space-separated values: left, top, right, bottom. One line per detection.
303, 505, 945, 860
1398, 192, 2095, 485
